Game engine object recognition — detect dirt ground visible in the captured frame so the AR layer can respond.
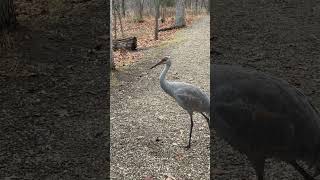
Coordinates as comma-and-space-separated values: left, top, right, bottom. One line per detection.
0, 1, 109, 179
211, 0, 320, 179
111, 16, 210, 179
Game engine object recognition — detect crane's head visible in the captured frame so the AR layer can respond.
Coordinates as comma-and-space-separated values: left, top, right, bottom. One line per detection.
150, 56, 171, 69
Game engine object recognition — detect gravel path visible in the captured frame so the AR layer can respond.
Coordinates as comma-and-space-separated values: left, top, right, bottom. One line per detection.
111, 16, 210, 179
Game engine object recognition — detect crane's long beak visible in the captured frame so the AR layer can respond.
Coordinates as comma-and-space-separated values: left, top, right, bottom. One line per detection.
150, 61, 163, 69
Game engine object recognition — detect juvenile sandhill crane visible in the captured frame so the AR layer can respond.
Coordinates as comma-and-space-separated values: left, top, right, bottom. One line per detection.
150, 56, 210, 148
212, 64, 320, 180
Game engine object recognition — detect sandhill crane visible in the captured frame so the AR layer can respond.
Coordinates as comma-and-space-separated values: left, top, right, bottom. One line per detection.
150, 56, 210, 148
212, 64, 320, 180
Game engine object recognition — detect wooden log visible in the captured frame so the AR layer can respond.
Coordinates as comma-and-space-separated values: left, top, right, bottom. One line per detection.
113, 37, 137, 50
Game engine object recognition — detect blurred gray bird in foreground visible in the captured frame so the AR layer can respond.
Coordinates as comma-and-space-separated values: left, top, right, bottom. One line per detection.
150, 56, 210, 148
212, 64, 320, 180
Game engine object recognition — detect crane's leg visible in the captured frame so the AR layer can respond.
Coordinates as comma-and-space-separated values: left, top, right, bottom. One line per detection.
248, 156, 265, 180
200, 112, 210, 127
289, 161, 315, 180
185, 113, 194, 149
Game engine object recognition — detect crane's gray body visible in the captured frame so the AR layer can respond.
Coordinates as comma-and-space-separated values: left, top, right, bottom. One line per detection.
162, 81, 210, 115
151, 57, 210, 148
212, 64, 320, 179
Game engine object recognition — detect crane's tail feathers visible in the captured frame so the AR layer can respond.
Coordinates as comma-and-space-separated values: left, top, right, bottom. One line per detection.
200, 112, 210, 127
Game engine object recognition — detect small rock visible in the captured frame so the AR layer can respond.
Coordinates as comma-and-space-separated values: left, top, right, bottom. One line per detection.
164, 174, 176, 180
56, 109, 69, 117
157, 116, 164, 120
137, 136, 144, 139
24, 35, 31, 40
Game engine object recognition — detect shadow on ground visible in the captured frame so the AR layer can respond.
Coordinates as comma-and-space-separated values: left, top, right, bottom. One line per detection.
0, 1, 109, 179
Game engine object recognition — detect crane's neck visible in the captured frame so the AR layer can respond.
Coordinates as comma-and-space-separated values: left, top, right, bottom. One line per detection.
160, 63, 174, 97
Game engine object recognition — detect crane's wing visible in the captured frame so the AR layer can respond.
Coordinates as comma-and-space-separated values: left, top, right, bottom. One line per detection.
173, 84, 209, 113
214, 102, 295, 152
212, 64, 320, 154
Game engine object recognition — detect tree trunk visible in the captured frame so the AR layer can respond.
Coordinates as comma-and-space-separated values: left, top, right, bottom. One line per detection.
175, 0, 185, 27
139, 0, 144, 20
113, 6, 117, 40
200, 0, 205, 9
0, 0, 16, 31
115, 4, 124, 37
121, 0, 125, 17
134, 0, 144, 22
195, 0, 198, 14
110, 0, 115, 70
149, 0, 153, 16
188, 0, 192, 9
154, 0, 160, 40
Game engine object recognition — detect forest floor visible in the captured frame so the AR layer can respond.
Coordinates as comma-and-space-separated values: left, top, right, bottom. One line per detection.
111, 16, 210, 179
211, 0, 320, 179
0, 0, 109, 179
112, 11, 206, 68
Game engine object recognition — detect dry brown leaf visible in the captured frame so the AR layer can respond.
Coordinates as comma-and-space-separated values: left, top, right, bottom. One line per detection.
144, 175, 155, 180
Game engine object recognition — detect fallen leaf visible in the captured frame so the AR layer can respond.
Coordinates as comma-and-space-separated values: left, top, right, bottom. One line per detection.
144, 175, 155, 180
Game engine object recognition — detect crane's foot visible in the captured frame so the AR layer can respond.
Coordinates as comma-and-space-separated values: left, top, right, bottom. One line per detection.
184, 144, 191, 149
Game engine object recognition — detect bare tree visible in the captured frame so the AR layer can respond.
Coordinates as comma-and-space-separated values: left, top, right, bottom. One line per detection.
110, 0, 115, 69
114, 0, 124, 37
175, 0, 185, 27
148, 0, 153, 15
113, 2, 117, 40
154, 0, 160, 40
195, 0, 198, 14
134, 0, 145, 22
121, 0, 125, 17
187, 0, 192, 9
200, 0, 205, 9
0, 0, 16, 31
